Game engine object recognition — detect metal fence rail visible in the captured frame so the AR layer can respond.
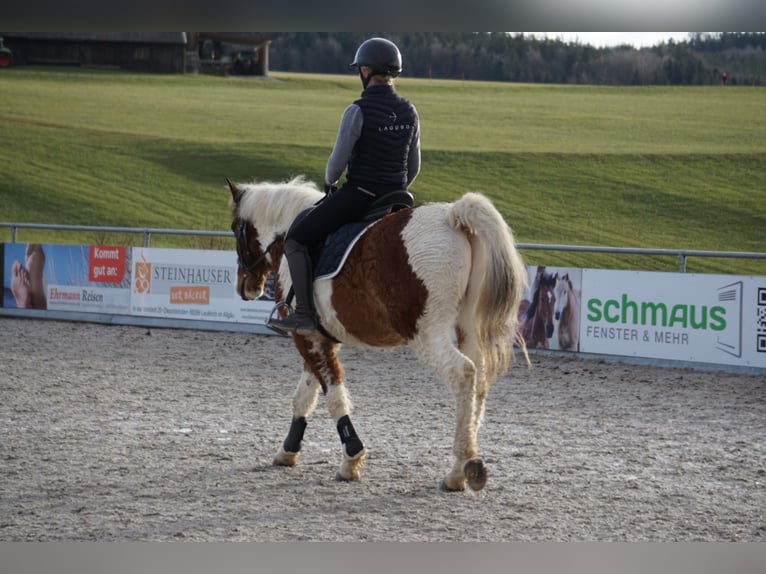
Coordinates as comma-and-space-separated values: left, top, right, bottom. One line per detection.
1, 222, 229, 249
516, 242, 766, 272
2, 221, 765, 273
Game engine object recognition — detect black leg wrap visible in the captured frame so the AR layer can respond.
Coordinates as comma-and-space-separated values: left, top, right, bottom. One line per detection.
337, 415, 364, 458
283, 417, 307, 453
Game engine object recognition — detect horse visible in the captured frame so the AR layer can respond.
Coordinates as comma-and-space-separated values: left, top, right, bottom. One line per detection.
227, 176, 528, 492
520, 266, 558, 349
554, 273, 580, 351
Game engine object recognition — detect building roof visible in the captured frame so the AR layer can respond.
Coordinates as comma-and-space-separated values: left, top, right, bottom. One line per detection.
0, 32, 187, 44
196, 32, 270, 46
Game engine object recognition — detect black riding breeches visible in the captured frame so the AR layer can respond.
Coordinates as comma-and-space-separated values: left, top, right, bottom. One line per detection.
285, 184, 378, 247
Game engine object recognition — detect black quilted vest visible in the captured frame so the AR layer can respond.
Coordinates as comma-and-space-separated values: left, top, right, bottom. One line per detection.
346, 84, 417, 192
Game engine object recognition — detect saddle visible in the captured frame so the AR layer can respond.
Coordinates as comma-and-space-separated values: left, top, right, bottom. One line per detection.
300, 189, 414, 279
358, 189, 414, 223
273, 190, 413, 339
315, 189, 413, 278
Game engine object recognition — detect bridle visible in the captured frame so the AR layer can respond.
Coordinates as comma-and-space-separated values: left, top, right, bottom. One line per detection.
234, 219, 280, 297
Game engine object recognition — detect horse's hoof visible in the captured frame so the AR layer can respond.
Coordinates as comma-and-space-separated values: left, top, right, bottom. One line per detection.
334, 471, 360, 482
464, 458, 488, 491
273, 449, 299, 467
439, 478, 466, 492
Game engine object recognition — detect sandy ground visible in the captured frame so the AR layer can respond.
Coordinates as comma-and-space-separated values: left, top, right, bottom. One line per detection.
1, 317, 764, 541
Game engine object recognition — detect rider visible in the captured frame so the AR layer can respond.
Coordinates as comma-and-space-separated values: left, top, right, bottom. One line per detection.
268, 37, 421, 336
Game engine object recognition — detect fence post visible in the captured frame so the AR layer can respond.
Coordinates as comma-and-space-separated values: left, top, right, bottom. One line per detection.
143, 230, 151, 247
678, 253, 687, 273
10, 224, 17, 243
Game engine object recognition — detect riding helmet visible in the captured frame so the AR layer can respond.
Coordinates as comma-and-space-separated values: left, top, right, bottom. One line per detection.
350, 37, 402, 77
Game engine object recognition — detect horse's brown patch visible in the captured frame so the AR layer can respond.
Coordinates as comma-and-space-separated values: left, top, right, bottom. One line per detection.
294, 336, 342, 394
231, 210, 285, 301
330, 209, 428, 346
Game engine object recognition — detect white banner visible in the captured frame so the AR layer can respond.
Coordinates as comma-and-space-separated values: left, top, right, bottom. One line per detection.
130, 248, 273, 325
8, 241, 763, 370
580, 269, 766, 368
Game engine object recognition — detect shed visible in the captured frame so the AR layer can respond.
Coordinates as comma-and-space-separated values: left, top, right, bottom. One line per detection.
0, 33, 188, 74
190, 32, 271, 76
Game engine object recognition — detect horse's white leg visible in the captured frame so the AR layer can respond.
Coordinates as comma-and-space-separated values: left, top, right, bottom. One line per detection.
273, 369, 321, 466
326, 382, 367, 481
413, 333, 485, 492
456, 325, 489, 433
288, 337, 366, 481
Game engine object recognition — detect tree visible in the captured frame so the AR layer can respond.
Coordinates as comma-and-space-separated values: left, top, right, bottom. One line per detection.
263, 32, 766, 86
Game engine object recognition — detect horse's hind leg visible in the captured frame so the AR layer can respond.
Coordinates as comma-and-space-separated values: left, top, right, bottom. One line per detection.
413, 334, 486, 492
456, 325, 489, 434
273, 369, 321, 467
326, 382, 367, 481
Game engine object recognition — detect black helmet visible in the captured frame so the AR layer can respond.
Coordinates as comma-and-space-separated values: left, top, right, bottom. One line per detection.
350, 37, 402, 77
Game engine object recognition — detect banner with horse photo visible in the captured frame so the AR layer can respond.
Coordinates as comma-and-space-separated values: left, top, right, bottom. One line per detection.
130, 247, 273, 325
2, 243, 131, 314
518, 265, 583, 352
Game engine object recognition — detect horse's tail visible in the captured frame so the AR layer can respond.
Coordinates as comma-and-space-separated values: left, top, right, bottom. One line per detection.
448, 192, 529, 383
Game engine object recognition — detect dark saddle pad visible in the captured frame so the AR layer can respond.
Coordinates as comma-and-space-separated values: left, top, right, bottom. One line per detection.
312, 189, 413, 280
315, 219, 378, 280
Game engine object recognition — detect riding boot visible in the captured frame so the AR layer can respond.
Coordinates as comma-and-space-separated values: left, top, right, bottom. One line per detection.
267, 239, 318, 336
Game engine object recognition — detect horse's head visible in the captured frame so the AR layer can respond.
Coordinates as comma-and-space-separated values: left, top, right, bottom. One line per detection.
554, 273, 571, 321
227, 179, 283, 301
536, 272, 558, 339
226, 176, 324, 301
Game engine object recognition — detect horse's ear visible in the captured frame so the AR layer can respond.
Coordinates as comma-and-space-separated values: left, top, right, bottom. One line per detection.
227, 178, 243, 203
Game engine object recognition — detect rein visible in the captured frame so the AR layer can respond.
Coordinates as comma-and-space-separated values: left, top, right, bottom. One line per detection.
235, 221, 282, 300
236, 221, 279, 274
234, 217, 339, 343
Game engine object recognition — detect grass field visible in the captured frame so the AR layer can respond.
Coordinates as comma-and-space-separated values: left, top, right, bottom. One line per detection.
0, 67, 764, 274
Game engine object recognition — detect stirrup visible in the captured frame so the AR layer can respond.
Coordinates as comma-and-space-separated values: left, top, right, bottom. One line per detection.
266, 301, 295, 336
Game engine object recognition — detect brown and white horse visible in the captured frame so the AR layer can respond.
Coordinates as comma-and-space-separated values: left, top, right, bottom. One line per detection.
520, 266, 558, 349
227, 177, 528, 491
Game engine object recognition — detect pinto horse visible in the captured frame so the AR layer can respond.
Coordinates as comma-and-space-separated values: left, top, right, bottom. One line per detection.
554, 273, 580, 351
227, 177, 528, 491
520, 266, 558, 349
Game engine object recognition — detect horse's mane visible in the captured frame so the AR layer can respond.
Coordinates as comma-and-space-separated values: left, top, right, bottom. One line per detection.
561, 274, 580, 305
236, 176, 323, 232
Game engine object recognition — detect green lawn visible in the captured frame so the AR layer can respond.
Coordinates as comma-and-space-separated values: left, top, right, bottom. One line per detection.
0, 67, 764, 274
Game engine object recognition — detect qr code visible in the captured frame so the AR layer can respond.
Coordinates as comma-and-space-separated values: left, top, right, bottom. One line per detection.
758, 288, 766, 353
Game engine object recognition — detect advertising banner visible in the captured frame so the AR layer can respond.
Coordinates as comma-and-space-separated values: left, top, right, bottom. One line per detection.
2, 243, 131, 314
130, 247, 273, 325
518, 265, 583, 352
580, 269, 766, 368
5, 240, 763, 370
